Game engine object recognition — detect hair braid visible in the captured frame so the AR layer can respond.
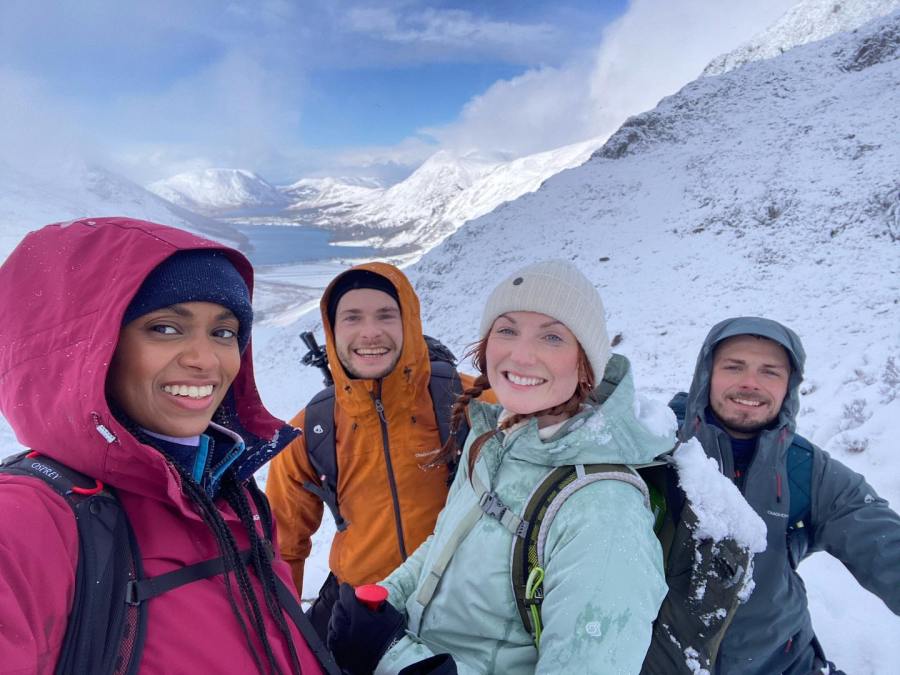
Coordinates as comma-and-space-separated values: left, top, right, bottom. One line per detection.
224, 484, 302, 675
431, 373, 492, 470
126, 422, 286, 674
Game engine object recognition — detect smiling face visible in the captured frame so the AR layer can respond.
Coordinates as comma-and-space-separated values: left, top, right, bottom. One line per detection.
333, 288, 404, 380
107, 302, 242, 438
485, 311, 581, 427
709, 334, 791, 439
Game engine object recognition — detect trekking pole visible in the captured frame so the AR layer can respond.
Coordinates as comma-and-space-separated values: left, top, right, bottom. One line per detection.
300, 331, 333, 386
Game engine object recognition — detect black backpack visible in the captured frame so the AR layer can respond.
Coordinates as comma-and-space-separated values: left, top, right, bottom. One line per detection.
0, 451, 340, 675
301, 335, 468, 532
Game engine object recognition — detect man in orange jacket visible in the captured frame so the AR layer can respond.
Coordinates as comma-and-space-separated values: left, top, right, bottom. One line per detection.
267, 262, 486, 639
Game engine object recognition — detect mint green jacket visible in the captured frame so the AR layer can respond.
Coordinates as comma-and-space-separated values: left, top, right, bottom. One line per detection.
376, 356, 674, 674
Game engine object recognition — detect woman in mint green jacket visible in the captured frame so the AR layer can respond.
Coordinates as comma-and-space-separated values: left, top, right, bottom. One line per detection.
327, 260, 675, 675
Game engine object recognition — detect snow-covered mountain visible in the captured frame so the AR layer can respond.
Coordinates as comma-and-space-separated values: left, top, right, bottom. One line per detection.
0, 159, 245, 260
347, 140, 601, 251
254, 10, 900, 671
148, 168, 290, 215
282, 176, 383, 210
704, 0, 900, 75
274, 141, 600, 257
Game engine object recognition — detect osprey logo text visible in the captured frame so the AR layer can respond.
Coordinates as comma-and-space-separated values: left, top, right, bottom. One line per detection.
767, 510, 789, 519
30, 462, 61, 481
313, 424, 325, 435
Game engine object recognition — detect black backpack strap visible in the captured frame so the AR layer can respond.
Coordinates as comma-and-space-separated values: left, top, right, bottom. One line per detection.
301, 386, 348, 532
424, 336, 468, 485
427, 360, 467, 450
0, 451, 146, 675
272, 575, 342, 675
787, 434, 814, 528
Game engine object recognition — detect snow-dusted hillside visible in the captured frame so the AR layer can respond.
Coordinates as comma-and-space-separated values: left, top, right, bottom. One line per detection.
355, 139, 601, 251
282, 176, 382, 211
704, 0, 900, 75
0, 159, 245, 260
148, 168, 289, 215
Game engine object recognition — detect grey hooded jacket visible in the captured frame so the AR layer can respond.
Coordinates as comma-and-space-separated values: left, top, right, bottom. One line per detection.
677, 317, 900, 674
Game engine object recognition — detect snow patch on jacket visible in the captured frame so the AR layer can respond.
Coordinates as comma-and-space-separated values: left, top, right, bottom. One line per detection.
674, 439, 767, 553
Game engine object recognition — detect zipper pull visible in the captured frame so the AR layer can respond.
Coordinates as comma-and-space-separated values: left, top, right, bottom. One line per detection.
374, 398, 387, 424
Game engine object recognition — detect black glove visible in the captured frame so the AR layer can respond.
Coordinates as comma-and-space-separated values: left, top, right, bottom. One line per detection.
641, 501, 753, 674
398, 654, 458, 675
327, 582, 406, 674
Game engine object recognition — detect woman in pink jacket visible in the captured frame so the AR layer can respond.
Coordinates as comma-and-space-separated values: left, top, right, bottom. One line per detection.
0, 217, 333, 674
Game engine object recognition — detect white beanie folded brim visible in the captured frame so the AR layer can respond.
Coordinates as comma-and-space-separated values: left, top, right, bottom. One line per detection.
479, 259, 610, 378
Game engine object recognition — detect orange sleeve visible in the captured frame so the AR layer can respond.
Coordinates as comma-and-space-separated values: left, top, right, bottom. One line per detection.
266, 408, 324, 595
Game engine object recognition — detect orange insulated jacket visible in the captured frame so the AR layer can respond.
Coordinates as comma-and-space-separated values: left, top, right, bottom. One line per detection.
266, 262, 483, 593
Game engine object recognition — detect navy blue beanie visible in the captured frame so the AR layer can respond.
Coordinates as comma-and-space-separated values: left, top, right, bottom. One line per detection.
123, 250, 253, 352
326, 269, 400, 328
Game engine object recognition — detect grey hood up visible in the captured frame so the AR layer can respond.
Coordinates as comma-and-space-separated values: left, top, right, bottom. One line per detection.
678, 317, 900, 674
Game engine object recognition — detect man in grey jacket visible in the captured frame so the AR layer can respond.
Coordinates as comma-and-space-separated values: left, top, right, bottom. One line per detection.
669, 316, 900, 674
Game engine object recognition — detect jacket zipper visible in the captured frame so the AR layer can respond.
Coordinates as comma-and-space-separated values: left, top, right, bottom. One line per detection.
372, 384, 408, 561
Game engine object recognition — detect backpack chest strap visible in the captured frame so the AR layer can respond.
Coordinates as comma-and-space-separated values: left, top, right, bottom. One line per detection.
412, 466, 526, 614
126, 549, 255, 605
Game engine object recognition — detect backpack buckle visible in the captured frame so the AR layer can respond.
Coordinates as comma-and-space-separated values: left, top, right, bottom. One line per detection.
479, 492, 508, 521
125, 581, 141, 606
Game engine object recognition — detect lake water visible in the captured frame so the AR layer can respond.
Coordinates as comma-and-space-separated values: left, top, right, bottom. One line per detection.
236, 223, 379, 267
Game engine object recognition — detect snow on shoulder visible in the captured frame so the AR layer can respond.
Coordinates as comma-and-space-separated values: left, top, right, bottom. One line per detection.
674, 439, 767, 554
634, 394, 678, 438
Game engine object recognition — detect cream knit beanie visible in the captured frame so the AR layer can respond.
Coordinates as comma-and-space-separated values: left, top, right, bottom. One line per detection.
479, 260, 611, 378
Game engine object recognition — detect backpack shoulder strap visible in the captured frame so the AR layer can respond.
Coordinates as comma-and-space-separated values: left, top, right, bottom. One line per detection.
511, 463, 651, 648
787, 433, 814, 529
427, 359, 467, 450
424, 336, 468, 484
300, 386, 348, 531
0, 451, 146, 675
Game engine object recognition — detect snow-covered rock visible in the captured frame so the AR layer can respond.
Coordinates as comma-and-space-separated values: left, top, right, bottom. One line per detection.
704, 0, 900, 75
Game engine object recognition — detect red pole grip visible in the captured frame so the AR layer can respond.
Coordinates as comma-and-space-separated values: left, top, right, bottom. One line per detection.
355, 584, 389, 610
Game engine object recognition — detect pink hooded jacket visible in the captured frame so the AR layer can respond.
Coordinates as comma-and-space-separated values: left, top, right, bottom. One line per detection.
0, 217, 323, 674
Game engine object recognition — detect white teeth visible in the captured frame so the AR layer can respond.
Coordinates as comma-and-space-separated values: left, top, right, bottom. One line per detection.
356, 348, 388, 356
163, 384, 214, 399
507, 373, 545, 386
733, 398, 763, 407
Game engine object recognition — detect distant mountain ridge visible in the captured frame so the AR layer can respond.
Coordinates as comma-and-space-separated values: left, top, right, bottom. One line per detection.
704, 0, 900, 75
148, 168, 290, 215
147, 141, 600, 261
0, 159, 245, 260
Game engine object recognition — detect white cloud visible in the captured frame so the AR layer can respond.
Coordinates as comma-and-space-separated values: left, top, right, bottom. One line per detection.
346, 6, 560, 59
417, 0, 796, 158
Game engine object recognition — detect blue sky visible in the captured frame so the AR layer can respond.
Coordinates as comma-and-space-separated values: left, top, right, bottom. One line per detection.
0, 0, 794, 185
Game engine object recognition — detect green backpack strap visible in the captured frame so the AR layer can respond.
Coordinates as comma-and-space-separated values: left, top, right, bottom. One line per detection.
510, 463, 652, 650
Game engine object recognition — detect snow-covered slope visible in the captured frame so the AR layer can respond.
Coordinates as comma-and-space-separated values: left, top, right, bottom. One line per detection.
148, 168, 289, 215
0, 159, 245, 261
282, 176, 383, 210
319, 140, 600, 254
704, 0, 900, 75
